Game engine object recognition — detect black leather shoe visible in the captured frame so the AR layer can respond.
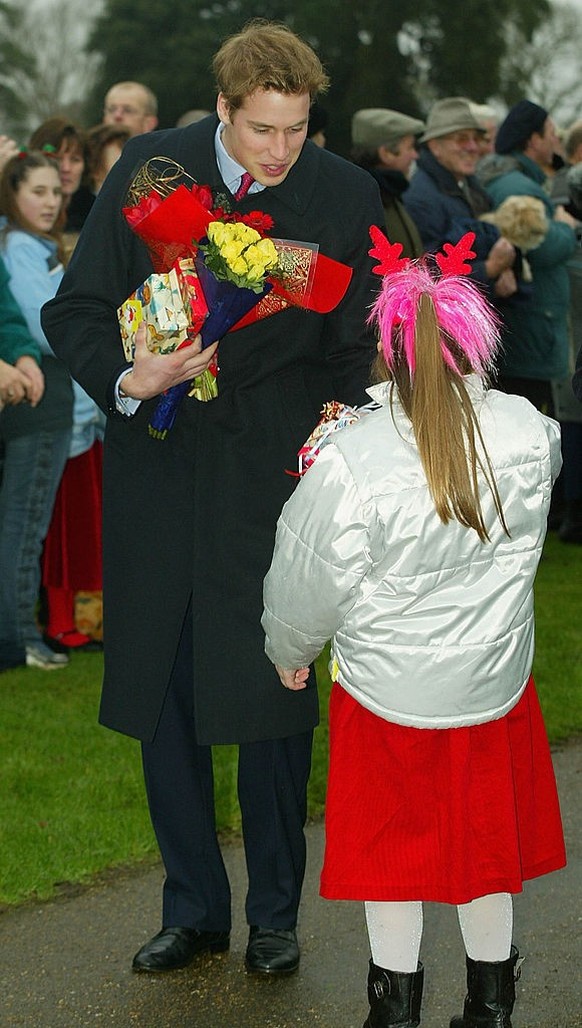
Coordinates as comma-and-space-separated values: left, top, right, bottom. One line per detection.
132, 926, 230, 972
245, 926, 300, 975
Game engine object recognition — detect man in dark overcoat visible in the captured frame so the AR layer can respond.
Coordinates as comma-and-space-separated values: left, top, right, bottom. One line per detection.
42, 20, 384, 977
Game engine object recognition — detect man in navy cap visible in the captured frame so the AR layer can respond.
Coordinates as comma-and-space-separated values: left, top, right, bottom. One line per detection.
478, 99, 580, 536
478, 99, 578, 406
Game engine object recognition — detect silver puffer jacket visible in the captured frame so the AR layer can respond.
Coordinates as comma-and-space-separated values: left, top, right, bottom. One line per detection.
262, 378, 561, 729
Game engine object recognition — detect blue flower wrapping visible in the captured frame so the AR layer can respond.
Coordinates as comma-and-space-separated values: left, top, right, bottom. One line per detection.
148, 380, 192, 439
195, 256, 273, 348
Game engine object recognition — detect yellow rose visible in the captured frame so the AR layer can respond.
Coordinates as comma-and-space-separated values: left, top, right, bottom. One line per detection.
244, 243, 267, 269
237, 224, 261, 246
245, 264, 264, 283
230, 256, 249, 275
207, 222, 227, 247
222, 240, 245, 267
255, 238, 278, 267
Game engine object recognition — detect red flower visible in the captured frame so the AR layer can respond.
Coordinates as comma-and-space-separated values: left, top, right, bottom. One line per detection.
191, 183, 214, 211
123, 189, 164, 228
211, 205, 230, 221
241, 211, 275, 233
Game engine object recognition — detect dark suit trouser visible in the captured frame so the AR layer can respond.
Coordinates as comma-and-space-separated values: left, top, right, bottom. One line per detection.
141, 602, 313, 932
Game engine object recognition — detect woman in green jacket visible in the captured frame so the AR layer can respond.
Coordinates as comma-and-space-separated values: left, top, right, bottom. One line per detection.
0, 254, 44, 409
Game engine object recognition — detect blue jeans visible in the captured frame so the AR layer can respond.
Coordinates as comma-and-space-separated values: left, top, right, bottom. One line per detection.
0, 429, 71, 659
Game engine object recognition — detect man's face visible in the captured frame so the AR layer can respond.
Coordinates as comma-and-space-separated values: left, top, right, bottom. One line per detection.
104, 86, 157, 137
428, 129, 482, 178
477, 120, 497, 157
380, 135, 418, 176
217, 89, 310, 187
529, 117, 561, 170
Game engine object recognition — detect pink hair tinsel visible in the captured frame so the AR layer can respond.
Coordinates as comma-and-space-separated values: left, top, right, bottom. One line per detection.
368, 259, 501, 377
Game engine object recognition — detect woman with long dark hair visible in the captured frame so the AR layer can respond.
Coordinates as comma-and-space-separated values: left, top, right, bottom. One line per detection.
0, 152, 73, 669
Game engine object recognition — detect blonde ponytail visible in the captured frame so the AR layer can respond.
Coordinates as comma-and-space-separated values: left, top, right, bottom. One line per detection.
393, 294, 508, 542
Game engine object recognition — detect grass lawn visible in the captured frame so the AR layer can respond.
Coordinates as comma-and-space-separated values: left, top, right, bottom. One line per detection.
0, 532, 580, 908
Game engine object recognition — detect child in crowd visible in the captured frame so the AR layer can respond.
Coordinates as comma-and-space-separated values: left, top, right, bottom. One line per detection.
30, 120, 113, 653
262, 233, 565, 1027
0, 151, 73, 669
0, 253, 45, 671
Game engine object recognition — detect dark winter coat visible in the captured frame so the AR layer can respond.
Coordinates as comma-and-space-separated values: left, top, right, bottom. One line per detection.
41, 115, 385, 745
368, 168, 424, 259
478, 152, 577, 381
574, 342, 582, 402
403, 148, 500, 285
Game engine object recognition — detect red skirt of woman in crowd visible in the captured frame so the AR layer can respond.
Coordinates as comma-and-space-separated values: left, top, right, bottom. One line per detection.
41, 440, 103, 646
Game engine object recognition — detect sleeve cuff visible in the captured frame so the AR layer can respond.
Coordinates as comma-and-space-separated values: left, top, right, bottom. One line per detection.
113, 367, 141, 417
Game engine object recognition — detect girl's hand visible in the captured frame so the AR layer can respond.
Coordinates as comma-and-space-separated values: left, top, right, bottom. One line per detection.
275, 666, 309, 691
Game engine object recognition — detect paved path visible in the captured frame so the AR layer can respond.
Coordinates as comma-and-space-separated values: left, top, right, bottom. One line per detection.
1, 740, 580, 1027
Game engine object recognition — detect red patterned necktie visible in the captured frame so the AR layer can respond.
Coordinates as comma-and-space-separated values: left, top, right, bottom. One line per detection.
234, 171, 254, 200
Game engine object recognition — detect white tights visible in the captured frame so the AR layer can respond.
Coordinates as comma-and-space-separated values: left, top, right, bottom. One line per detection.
365, 893, 513, 973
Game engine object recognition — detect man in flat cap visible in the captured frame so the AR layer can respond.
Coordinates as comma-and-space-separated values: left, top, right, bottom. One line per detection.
351, 107, 425, 257
404, 96, 517, 295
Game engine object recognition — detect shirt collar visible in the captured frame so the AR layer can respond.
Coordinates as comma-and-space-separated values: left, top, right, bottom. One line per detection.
214, 123, 264, 196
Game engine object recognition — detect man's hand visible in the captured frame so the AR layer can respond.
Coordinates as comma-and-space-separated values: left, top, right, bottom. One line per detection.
485, 236, 516, 279
120, 322, 219, 401
554, 204, 579, 230
15, 355, 45, 406
275, 666, 310, 691
493, 268, 518, 298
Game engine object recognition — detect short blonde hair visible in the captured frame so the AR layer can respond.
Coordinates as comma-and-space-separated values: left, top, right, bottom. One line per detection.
212, 19, 329, 112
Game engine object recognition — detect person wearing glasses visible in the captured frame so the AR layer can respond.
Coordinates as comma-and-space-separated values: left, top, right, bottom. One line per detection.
103, 81, 158, 138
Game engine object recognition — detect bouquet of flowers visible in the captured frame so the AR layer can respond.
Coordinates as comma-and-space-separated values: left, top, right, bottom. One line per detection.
120, 156, 354, 438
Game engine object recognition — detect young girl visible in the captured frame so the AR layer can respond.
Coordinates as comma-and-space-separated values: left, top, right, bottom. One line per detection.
262, 234, 565, 1028
0, 152, 73, 669
29, 121, 108, 652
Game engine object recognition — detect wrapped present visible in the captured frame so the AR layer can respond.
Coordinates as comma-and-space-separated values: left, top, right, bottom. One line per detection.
296, 399, 379, 476
117, 258, 207, 360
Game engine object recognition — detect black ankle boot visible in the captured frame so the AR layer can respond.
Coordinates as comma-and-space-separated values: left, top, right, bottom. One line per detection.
363, 959, 424, 1027
450, 946, 521, 1027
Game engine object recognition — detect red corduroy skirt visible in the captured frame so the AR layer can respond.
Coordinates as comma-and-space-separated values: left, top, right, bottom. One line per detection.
320, 676, 566, 905
42, 441, 103, 591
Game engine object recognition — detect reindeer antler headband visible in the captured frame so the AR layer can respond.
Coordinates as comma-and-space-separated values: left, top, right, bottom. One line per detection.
368, 228, 500, 377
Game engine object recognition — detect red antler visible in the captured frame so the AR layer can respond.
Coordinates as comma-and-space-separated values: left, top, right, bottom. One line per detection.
368, 225, 411, 276
435, 231, 477, 277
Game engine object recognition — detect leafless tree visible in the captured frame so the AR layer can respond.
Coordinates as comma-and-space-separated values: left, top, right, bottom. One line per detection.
499, 1, 582, 128
0, 0, 103, 136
